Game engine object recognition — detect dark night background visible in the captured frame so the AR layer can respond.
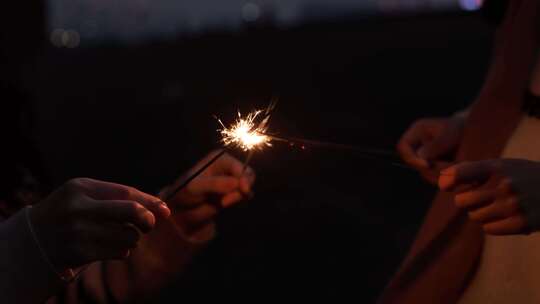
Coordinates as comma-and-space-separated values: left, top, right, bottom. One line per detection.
13, 1, 494, 302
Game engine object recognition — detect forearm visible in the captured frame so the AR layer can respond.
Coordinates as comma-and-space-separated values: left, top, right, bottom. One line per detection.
0, 210, 198, 304
0, 209, 64, 304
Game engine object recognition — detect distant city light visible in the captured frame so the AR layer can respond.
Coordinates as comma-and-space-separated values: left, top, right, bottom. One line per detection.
458, 0, 483, 11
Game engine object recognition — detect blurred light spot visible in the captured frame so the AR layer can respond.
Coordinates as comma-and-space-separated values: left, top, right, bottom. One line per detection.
51, 29, 80, 48
50, 28, 65, 47
242, 3, 261, 22
64, 30, 81, 48
458, 0, 483, 11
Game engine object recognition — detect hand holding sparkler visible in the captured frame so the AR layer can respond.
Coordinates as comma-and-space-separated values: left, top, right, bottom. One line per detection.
438, 159, 540, 235
159, 105, 271, 228
397, 116, 465, 183
161, 107, 271, 203
29, 178, 170, 272
160, 151, 255, 242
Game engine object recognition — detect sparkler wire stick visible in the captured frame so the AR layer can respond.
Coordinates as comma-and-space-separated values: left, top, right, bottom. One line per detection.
267, 134, 413, 170
162, 149, 227, 202
242, 150, 254, 174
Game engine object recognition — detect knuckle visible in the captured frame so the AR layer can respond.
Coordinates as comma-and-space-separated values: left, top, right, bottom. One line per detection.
127, 201, 144, 215
118, 186, 132, 198
66, 178, 92, 191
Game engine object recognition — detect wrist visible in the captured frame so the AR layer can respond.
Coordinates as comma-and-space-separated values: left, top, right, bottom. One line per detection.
0, 208, 66, 302
25, 206, 76, 282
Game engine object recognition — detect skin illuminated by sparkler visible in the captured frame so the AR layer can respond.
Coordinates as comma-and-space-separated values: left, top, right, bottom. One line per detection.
218, 110, 272, 151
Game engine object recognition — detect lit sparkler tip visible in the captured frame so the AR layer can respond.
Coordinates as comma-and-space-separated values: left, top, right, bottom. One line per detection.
216, 109, 272, 151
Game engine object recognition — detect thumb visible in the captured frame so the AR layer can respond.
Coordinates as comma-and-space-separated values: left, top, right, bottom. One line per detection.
418, 130, 459, 161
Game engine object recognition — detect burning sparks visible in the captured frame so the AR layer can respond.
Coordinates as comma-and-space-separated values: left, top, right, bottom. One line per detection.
217, 110, 272, 151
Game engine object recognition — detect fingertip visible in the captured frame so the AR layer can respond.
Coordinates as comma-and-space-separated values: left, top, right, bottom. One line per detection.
403, 155, 429, 170
134, 211, 154, 234
438, 174, 455, 191
157, 201, 171, 218
482, 215, 528, 235
239, 178, 252, 194
222, 192, 243, 207
144, 211, 156, 230
498, 178, 514, 194
440, 165, 456, 176
482, 223, 513, 236
418, 158, 430, 169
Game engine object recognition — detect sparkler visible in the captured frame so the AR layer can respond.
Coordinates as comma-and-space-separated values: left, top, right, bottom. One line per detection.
162, 100, 416, 202
161, 149, 227, 202
161, 103, 276, 201
217, 110, 272, 152
218, 99, 277, 173
266, 134, 412, 170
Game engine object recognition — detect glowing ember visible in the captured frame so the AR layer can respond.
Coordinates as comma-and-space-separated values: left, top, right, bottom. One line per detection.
217, 110, 272, 151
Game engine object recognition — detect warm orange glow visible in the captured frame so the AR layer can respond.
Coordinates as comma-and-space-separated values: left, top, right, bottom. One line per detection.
217, 110, 272, 151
